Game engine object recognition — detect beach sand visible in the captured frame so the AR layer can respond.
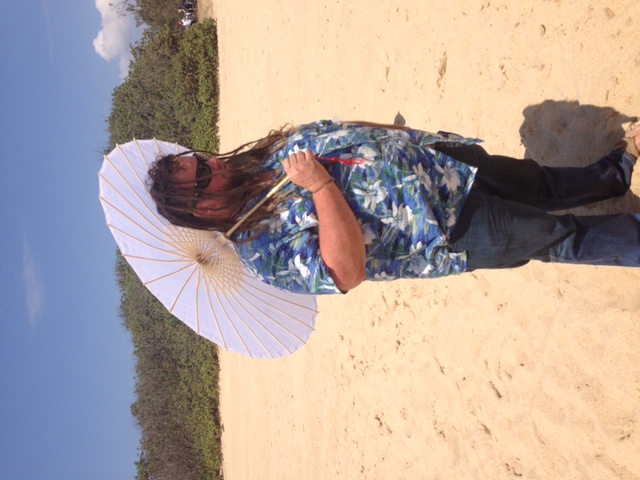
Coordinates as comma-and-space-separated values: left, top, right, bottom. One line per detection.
200, 1, 640, 478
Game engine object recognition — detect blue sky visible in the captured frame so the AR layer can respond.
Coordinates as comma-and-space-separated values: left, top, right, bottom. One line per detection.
0, 1, 143, 478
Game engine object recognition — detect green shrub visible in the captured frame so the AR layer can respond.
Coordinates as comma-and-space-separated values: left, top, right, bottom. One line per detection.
108, 19, 223, 480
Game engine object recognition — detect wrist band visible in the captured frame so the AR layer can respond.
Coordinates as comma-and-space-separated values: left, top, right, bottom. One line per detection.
309, 178, 334, 194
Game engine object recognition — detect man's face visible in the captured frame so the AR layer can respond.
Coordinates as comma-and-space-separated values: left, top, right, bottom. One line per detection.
171, 155, 237, 221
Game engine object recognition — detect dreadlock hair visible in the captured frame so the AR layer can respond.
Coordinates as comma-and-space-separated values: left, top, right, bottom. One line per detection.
148, 125, 295, 239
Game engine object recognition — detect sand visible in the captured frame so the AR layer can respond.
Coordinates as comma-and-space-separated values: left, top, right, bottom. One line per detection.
200, 1, 640, 478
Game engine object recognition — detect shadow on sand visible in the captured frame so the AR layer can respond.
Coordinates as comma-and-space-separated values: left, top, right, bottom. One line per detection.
519, 100, 639, 214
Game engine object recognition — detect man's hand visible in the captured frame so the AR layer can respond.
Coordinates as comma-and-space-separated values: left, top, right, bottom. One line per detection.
283, 149, 332, 191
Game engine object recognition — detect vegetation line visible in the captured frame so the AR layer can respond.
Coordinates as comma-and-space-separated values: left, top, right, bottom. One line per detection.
108, 18, 223, 480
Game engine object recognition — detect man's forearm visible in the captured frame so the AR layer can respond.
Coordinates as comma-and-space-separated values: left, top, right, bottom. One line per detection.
312, 182, 366, 292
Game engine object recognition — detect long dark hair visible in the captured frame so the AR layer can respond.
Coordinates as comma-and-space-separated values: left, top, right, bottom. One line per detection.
148, 126, 295, 238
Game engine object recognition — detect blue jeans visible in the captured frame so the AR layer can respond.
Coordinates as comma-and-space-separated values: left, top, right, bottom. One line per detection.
435, 144, 640, 269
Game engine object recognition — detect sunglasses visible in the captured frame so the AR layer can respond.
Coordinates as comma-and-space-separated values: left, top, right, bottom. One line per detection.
193, 154, 213, 196
184, 154, 213, 210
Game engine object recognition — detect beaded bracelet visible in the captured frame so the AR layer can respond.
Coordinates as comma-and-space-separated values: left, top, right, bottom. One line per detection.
309, 178, 334, 194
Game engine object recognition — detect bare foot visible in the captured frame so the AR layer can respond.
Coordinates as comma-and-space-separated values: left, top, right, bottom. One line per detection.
625, 124, 640, 158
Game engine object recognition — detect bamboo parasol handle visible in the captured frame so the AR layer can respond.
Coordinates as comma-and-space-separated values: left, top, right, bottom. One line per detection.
224, 175, 290, 239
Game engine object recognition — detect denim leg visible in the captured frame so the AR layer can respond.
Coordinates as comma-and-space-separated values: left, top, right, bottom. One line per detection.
434, 144, 634, 211
450, 188, 640, 269
548, 214, 640, 266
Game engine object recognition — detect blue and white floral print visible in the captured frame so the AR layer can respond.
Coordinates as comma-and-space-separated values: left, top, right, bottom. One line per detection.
234, 120, 480, 294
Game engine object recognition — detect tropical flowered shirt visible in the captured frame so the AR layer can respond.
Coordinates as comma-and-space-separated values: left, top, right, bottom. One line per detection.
234, 120, 480, 294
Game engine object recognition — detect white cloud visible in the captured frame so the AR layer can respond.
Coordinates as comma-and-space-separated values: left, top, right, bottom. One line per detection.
93, 0, 134, 78
22, 239, 45, 331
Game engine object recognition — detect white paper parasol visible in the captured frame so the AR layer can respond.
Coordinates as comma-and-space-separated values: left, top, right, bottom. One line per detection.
98, 139, 317, 358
